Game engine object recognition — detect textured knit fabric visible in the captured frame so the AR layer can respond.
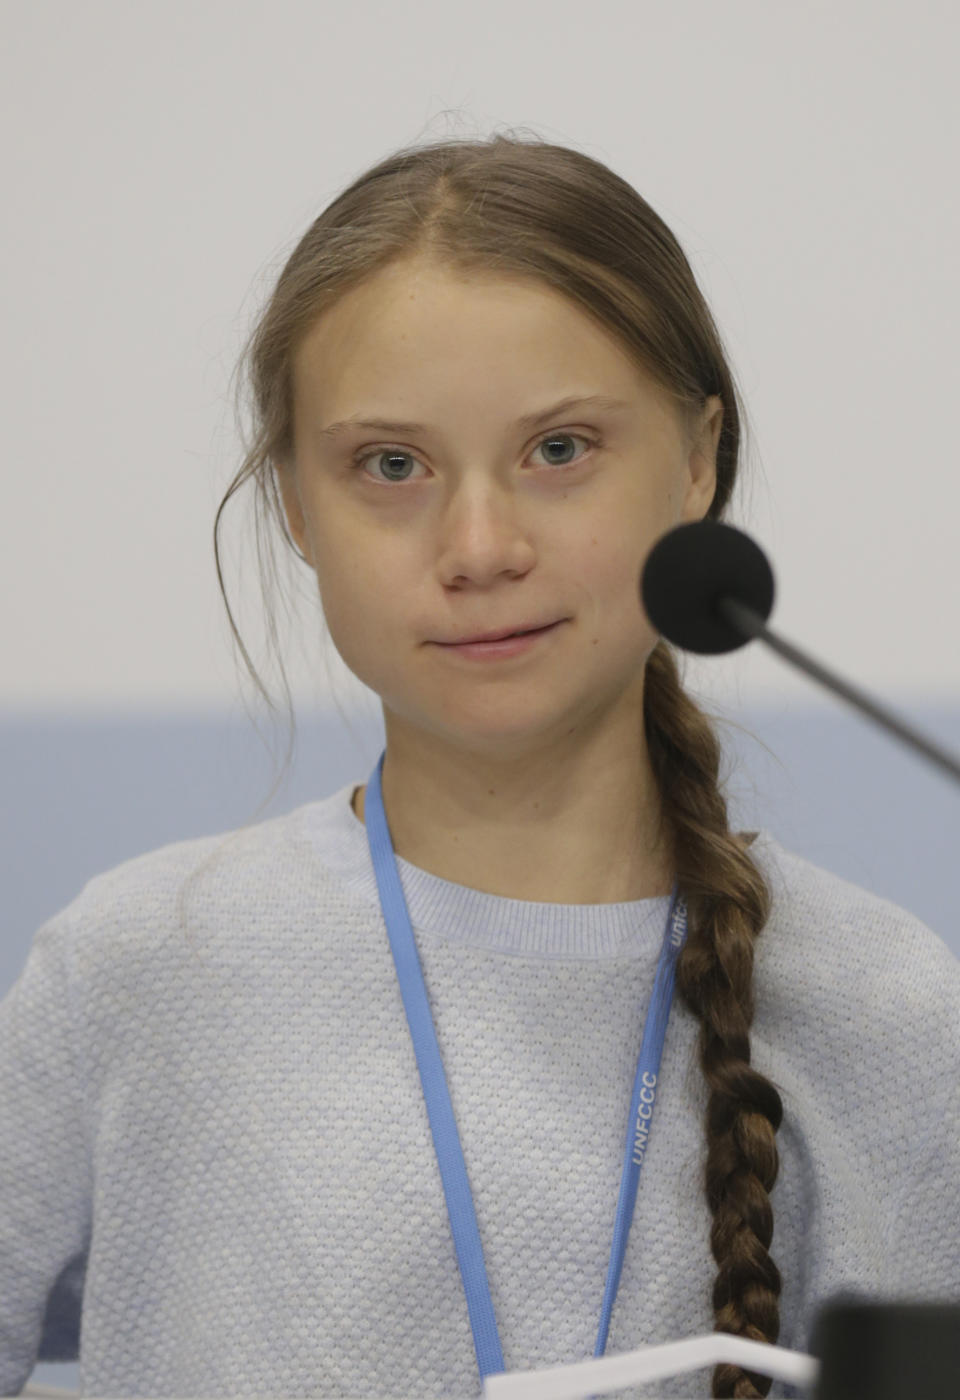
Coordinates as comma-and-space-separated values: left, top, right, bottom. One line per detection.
1, 779, 958, 1400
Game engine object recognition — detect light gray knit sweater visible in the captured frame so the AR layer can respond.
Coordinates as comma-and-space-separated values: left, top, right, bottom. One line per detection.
2, 781, 957, 1399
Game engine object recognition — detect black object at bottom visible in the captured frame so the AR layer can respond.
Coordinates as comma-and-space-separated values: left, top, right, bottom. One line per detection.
810, 1295, 960, 1399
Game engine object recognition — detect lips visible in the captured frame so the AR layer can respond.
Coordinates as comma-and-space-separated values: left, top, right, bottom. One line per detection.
441, 619, 564, 645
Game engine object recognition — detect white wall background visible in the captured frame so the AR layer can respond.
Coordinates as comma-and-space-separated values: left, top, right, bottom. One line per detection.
2, 0, 958, 725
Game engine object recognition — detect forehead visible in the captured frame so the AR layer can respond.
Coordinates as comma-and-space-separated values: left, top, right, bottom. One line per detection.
292, 260, 670, 427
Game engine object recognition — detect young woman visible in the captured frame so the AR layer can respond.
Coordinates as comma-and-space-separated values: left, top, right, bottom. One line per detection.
2, 133, 957, 1400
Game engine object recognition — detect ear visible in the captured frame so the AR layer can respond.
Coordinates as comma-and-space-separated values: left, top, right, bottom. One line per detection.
681, 395, 723, 522
276, 462, 312, 563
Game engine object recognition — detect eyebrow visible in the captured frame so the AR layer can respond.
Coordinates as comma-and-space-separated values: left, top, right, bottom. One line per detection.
318, 393, 634, 440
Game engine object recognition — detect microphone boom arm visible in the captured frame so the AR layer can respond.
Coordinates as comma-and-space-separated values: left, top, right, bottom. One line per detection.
716, 596, 960, 787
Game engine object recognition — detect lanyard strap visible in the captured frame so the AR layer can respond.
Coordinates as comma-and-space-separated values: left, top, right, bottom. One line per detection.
363, 750, 688, 1384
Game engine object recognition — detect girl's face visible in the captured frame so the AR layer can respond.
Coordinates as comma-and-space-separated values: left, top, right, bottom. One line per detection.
278, 256, 721, 757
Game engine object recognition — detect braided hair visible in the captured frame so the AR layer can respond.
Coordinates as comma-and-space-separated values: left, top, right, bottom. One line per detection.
646, 640, 783, 1396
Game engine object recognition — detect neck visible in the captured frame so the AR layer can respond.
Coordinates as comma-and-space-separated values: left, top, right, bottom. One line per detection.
352, 717, 675, 904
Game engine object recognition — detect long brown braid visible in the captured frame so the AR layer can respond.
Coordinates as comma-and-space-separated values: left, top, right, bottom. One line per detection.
645, 639, 784, 1396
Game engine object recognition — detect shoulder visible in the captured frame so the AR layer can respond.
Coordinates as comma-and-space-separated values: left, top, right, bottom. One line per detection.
749, 829, 946, 946
41, 804, 314, 962
738, 836, 959, 1215
747, 831, 960, 1048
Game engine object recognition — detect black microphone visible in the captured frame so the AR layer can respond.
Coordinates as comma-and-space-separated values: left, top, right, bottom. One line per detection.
640, 519, 960, 788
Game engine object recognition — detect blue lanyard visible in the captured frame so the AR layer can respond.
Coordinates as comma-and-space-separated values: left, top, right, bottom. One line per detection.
362, 749, 688, 1385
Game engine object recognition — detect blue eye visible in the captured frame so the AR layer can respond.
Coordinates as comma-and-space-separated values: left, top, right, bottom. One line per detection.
351, 431, 598, 485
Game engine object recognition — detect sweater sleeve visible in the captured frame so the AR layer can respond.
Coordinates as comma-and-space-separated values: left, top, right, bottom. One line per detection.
0, 911, 93, 1396
886, 1061, 960, 1300
877, 924, 960, 1302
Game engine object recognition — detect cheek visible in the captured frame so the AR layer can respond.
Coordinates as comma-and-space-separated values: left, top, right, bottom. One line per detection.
576, 525, 644, 611
313, 550, 378, 645
312, 543, 422, 691
574, 525, 666, 659
321, 593, 397, 695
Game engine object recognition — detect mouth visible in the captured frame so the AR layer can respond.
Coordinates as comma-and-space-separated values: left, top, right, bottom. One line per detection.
434, 619, 567, 653
438, 619, 567, 646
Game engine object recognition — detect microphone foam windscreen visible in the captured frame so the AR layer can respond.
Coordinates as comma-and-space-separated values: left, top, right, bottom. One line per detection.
641, 519, 775, 655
